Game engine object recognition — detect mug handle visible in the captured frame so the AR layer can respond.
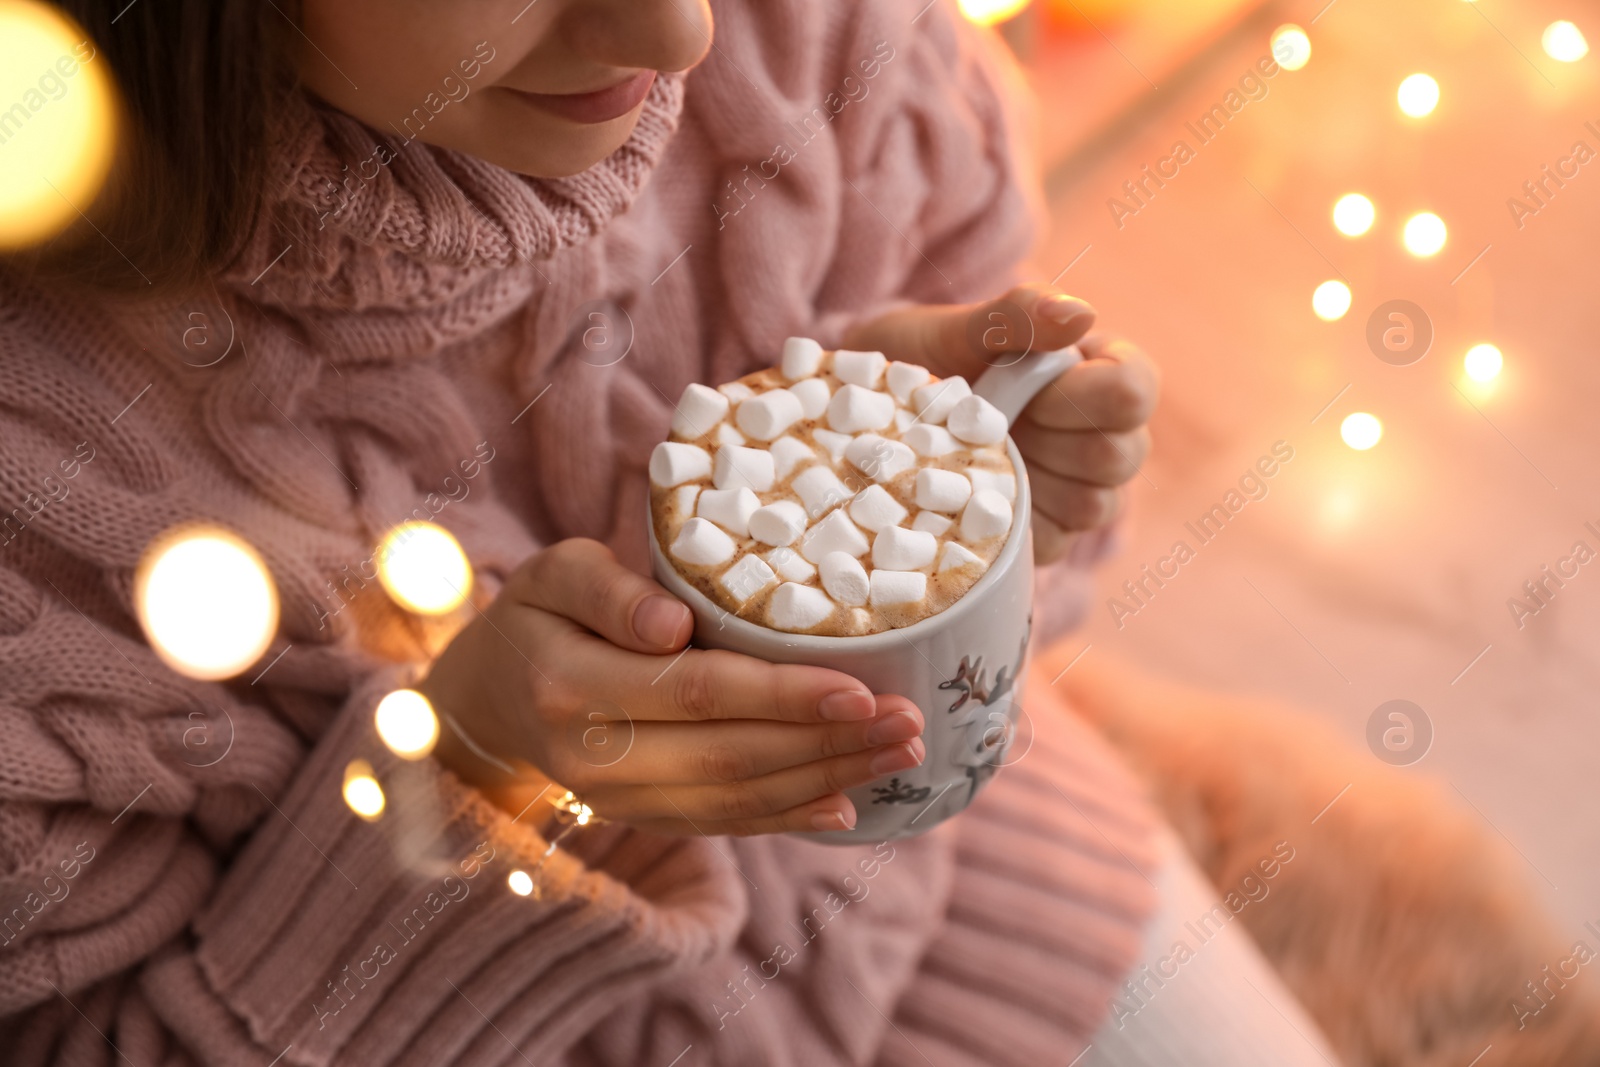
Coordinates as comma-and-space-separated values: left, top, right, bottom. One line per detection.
969, 345, 1083, 427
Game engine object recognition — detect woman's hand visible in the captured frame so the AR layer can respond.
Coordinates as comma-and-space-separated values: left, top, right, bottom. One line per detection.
417, 539, 924, 836
842, 284, 1159, 565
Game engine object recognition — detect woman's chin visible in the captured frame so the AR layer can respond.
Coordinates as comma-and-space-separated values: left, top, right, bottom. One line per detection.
468, 111, 644, 180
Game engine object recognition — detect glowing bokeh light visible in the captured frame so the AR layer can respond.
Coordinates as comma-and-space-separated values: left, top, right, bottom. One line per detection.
342, 760, 386, 819
0, 1, 117, 249
1340, 413, 1384, 451
374, 689, 440, 760
958, 0, 1031, 25
1402, 212, 1447, 257
1312, 280, 1352, 321
1543, 21, 1589, 62
376, 521, 472, 616
136, 527, 279, 681
1464, 343, 1504, 382
1332, 194, 1375, 237
1397, 74, 1440, 118
1271, 25, 1312, 71
507, 870, 534, 897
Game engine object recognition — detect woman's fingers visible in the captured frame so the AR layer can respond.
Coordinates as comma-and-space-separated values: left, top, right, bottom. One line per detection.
567, 697, 924, 788
1028, 466, 1123, 532
513, 538, 694, 653
1010, 420, 1150, 486
588, 737, 926, 825
627, 793, 862, 837
1023, 337, 1159, 433
566, 638, 881, 724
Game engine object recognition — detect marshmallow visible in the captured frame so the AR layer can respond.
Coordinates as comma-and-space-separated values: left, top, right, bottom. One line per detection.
649, 442, 712, 487
826, 384, 897, 434
915, 468, 973, 513
715, 423, 745, 448
960, 489, 1013, 541
720, 554, 777, 602
768, 435, 818, 479
766, 546, 817, 583
873, 525, 938, 571
820, 552, 871, 607
781, 336, 825, 380
947, 394, 1008, 446
698, 487, 760, 536
894, 409, 918, 433
903, 423, 960, 458
967, 468, 1017, 502
671, 383, 730, 439
845, 434, 916, 483
812, 428, 853, 463
938, 541, 983, 572
870, 569, 927, 606
792, 465, 853, 518
833, 349, 887, 389
671, 517, 736, 565
849, 484, 909, 532
769, 582, 836, 631
713, 445, 775, 492
672, 484, 701, 520
799, 509, 870, 563
887, 360, 933, 404
910, 376, 971, 425
736, 388, 804, 441
911, 511, 953, 537
788, 378, 831, 420
718, 382, 756, 402
749, 500, 809, 546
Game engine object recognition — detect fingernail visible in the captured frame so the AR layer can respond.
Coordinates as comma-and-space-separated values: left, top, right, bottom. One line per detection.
865, 709, 923, 746
811, 806, 856, 832
819, 690, 876, 721
870, 741, 923, 777
633, 595, 690, 649
1039, 293, 1094, 325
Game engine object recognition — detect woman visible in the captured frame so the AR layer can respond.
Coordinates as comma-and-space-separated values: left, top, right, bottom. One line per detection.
0, 0, 1335, 1063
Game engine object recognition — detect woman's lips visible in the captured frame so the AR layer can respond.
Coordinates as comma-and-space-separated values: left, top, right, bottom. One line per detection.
507, 70, 657, 125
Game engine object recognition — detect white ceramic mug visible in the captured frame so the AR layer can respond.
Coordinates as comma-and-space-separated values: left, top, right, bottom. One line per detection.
648, 347, 1082, 842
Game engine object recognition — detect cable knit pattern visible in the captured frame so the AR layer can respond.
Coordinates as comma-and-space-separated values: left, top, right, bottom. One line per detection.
0, 2, 1159, 1063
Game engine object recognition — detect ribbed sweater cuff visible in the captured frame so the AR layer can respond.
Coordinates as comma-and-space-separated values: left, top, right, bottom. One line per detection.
188, 668, 739, 1067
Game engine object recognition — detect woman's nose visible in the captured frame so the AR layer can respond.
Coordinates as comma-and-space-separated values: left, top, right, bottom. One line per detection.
561, 0, 713, 74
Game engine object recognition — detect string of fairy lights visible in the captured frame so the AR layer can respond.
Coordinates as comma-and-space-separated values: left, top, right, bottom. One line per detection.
0, 0, 1591, 897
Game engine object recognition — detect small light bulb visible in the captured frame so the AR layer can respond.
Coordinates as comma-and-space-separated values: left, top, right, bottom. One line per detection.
0, 1, 118, 249
956, 0, 1031, 25
136, 527, 279, 680
1464, 343, 1504, 382
1543, 21, 1588, 62
374, 689, 440, 760
376, 521, 472, 616
1312, 280, 1352, 321
342, 760, 385, 820
1333, 194, 1375, 237
507, 870, 534, 896
1341, 412, 1383, 451
1403, 212, 1447, 257
1271, 25, 1312, 71
1397, 74, 1440, 118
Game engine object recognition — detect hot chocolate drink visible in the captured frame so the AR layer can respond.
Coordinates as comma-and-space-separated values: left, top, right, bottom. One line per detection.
648, 338, 1018, 636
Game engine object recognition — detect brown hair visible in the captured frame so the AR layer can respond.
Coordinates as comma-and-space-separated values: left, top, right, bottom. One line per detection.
7, 1, 301, 293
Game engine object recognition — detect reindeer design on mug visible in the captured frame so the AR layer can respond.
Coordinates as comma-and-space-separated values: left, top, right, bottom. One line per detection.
937, 624, 1031, 806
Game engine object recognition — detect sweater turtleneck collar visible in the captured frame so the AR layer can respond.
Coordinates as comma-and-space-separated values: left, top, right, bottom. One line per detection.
217, 71, 687, 327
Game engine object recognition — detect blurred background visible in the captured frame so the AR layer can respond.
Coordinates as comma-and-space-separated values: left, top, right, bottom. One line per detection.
963, 0, 1599, 939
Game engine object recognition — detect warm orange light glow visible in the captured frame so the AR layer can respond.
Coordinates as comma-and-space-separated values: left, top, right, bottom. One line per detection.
1543, 21, 1588, 62
1464, 343, 1503, 382
1341, 413, 1383, 450
1312, 280, 1352, 321
1397, 74, 1440, 118
0, 1, 117, 249
959, 0, 1032, 25
376, 522, 472, 616
508, 870, 534, 896
342, 760, 385, 820
136, 527, 279, 681
1333, 194, 1375, 237
374, 689, 440, 760
1271, 25, 1312, 71
1402, 212, 1447, 257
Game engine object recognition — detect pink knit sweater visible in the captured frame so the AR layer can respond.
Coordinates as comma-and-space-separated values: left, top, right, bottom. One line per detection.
0, 2, 1158, 1063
